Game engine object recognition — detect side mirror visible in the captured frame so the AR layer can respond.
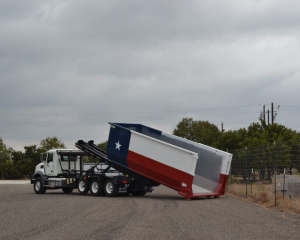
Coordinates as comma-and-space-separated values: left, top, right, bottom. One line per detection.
40, 153, 44, 162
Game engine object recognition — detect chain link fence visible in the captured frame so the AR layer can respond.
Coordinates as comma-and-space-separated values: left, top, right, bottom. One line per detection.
227, 142, 300, 206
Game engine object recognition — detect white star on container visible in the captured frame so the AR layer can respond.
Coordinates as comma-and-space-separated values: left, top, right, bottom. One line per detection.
115, 141, 122, 150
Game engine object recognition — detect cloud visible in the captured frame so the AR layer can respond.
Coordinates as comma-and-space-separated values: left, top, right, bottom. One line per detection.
1, 0, 300, 150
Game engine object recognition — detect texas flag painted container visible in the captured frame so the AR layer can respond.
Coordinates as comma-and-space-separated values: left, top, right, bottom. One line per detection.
107, 123, 232, 199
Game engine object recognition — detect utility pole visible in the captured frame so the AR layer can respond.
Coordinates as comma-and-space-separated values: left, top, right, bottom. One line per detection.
245, 146, 248, 198
263, 105, 265, 121
267, 110, 270, 125
221, 122, 224, 134
274, 141, 276, 206
271, 102, 274, 124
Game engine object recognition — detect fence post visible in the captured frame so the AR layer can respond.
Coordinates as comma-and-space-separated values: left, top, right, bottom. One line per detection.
283, 168, 286, 201
251, 168, 253, 195
227, 149, 229, 192
245, 146, 248, 198
274, 141, 276, 206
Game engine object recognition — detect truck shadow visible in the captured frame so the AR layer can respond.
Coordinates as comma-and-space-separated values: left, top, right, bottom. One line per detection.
44, 191, 218, 201
120, 193, 215, 201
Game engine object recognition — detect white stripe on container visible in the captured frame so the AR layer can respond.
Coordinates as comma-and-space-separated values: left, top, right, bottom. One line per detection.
129, 131, 198, 176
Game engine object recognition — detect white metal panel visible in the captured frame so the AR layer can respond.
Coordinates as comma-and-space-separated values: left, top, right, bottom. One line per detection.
129, 132, 198, 175
161, 131, 232, 176
220, 154, 232, 175
131, 131, 198, 155
192, 184, 213, 194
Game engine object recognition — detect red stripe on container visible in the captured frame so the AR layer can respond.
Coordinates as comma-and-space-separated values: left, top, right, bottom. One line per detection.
216, 174, 228, 195
127, 150, 193, 193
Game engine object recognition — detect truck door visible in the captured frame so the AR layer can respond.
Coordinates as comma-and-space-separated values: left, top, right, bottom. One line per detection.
45, 152, 54, 176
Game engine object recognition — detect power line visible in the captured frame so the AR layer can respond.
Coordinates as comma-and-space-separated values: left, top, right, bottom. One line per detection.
1, 136, 107, 140
0, 128, 109, 134
280, 105, 300, 108
0, 112, 261, 123
278, 112, 300, 116
0, 104, 263, 116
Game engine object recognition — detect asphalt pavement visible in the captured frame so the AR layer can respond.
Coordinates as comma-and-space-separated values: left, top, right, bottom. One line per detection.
0, 183, 299, 240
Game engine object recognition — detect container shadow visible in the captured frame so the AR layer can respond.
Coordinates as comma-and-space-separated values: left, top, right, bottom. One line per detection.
38, 191, 219, 201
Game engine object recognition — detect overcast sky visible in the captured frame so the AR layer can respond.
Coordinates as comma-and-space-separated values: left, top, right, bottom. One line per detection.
1, 0, 300, 151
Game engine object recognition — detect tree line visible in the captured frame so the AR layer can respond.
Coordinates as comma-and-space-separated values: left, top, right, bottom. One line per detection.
173, 118, 300, 180
0, 137, 107, 179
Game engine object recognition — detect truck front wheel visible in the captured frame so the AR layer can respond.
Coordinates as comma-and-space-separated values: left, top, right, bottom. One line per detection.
78, 179, 89, 194
104, 179, 119, 197
34, 177, 46, 194
90, 179, 104, 196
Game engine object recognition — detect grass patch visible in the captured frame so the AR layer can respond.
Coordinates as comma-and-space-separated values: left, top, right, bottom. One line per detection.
227, 183, 300, 215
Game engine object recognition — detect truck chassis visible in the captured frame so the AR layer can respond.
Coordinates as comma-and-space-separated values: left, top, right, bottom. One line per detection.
31, 140, 158, 197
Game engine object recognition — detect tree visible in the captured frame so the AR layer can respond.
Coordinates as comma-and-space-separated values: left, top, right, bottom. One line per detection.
83, 140, 108, 163
173, 118, 221, 147
0, 138, 13, 164
0, 161, 21, 179
220, 120, 300, 180
0, 138, 15, 179
217, 128, 248, 151
12, 151, 24, 162
24, 145, 44, 166
40, 137, 66, 151
0, 137, 67, 179
98, 141, 108, 151
173, 118, 300, 181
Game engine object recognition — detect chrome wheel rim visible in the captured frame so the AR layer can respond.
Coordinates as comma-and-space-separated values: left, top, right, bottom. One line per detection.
92, 182, 98, 193
35, 181, 41, 191
106, 182, 113, 194
79, 181, 85, 192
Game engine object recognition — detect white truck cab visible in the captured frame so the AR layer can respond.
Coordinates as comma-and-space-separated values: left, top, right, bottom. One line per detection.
31, 148, 87, 194
40, 149, 81, 176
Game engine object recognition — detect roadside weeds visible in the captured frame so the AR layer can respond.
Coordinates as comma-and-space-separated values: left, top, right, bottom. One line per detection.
227, 183, 300, 215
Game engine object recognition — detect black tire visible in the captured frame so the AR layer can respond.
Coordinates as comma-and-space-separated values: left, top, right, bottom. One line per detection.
131, 190, 147, 196
104, 179, 119, 197
90, 179, 104, 196
78, 179, 89, 194
34, 177, 46, 194
62, 187, 73, 194
214, 196, 220, 199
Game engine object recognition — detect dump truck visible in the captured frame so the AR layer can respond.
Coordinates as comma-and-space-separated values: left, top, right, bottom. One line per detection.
31, 123, 232, 199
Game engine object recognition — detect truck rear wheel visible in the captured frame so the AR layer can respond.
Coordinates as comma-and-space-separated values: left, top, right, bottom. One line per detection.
78, 179, 89, 194
62, 187, 73, 194
90, 179, 104, 196
34, 177, 46, 194
104, 179, 119, 197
